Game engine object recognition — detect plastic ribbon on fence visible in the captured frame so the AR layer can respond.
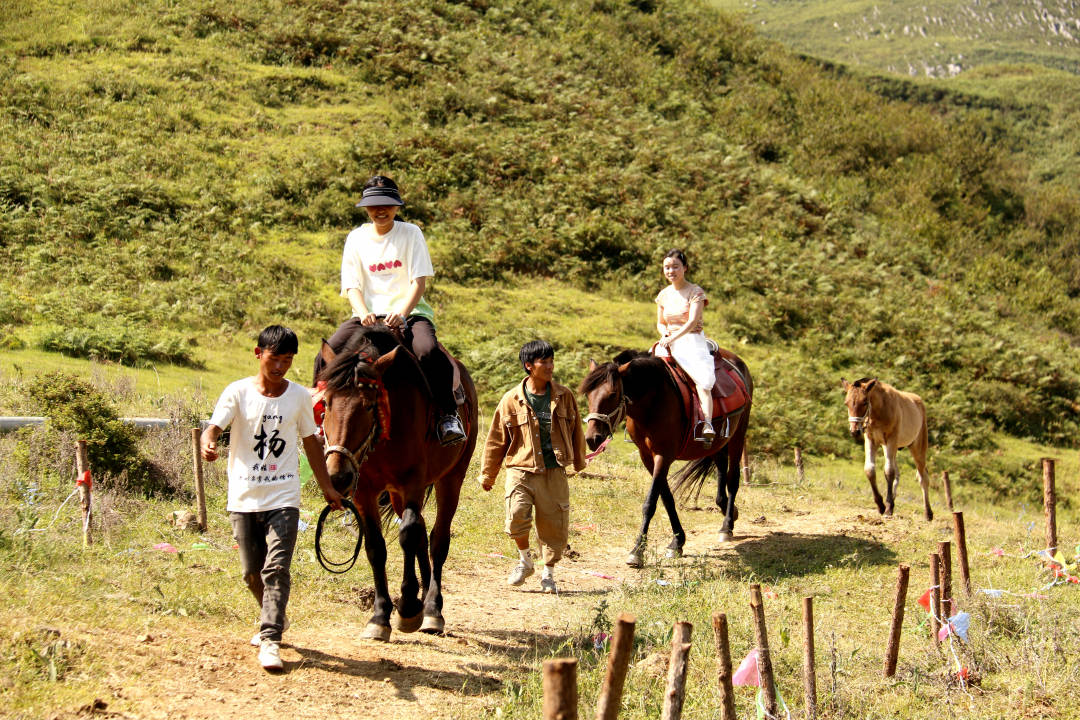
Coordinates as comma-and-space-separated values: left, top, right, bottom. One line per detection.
937, 611, 971, 642
732, 648, 759, 686
76, 470, 92, 490
755, 687, 791, 720
153, 542, 178, 553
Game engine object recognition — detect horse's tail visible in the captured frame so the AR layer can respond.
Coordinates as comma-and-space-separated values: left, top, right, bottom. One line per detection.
671, 456, 716, 504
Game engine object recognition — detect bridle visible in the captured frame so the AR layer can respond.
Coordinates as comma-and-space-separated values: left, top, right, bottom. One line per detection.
584, 380, 629, 436
322, 377, 387, 491
848, 400, 871, 432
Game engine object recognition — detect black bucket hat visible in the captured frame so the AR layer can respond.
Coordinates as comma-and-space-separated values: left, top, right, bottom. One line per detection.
356, 183, 404, 207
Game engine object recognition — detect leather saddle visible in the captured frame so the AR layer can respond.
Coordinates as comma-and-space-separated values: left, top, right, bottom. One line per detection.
654, 344, 749, 456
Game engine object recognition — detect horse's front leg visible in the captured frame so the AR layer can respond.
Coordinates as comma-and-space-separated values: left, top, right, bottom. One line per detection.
883, 443, 899, 516
864, 436, 886, 514
392, 501, 428, 634
627, 454, 679, 567
359, 499, 393, 641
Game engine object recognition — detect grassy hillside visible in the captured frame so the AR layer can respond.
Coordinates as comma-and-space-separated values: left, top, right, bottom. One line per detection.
710, 0, 1080, 76
3, 0, 1080, 473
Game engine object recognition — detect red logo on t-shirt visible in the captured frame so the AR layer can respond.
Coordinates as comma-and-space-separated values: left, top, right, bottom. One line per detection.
368, 260, 403, 273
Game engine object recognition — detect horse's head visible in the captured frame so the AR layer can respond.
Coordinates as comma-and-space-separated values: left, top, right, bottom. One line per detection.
579, 359, 630, 451
841, 377, 877, 442
318, 338, 395, 496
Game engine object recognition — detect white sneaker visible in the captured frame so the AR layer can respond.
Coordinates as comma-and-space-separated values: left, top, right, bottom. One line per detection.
507, 562, 535, 586
250, 616, 290, 647
258, 640, 283, 671
540, 576, 557, 594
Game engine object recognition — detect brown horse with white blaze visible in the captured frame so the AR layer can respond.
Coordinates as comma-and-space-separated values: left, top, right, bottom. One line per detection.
317, 324, 477, 641
841, 377, 932, 521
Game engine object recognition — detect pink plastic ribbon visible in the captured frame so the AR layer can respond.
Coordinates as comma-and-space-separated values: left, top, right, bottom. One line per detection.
153, 542, 178, 553
732, 649, 760, 686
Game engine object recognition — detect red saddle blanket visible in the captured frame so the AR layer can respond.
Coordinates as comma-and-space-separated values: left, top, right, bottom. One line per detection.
658, 350, 749, 457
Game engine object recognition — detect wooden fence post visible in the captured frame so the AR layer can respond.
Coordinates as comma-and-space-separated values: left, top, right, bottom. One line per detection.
749, 584, 778, 718
929, 554, 941, 649
191, 428, 207, 532
883, 564, 910, 678
942, 471, 954, 512
1043, 458, 1057, 552
802, 596, 817, 720
937, 541, 952, 616
595, 613, 635, 720
794, 447, 805, 484
712, 612, 737, 720
953, 512, 972, 597
662, 621, 692, 720
543, 658, 578, 720
75, 440, 92, 547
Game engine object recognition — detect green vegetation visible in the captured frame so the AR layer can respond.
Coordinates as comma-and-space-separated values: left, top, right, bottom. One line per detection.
3, 1, 1080, 711
4, 0, 1080, 469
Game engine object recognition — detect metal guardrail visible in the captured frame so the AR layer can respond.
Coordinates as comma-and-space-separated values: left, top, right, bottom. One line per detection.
0, 417, 183, 432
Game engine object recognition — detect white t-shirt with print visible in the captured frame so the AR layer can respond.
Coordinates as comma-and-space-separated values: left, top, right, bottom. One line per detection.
208, 378, 317, 513
340, 220, 436, 322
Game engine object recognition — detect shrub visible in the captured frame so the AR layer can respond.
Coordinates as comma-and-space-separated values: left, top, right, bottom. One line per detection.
23, 372, 171, 496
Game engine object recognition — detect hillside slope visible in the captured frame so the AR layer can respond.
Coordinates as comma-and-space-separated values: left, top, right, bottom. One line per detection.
2, 0, 1080, 467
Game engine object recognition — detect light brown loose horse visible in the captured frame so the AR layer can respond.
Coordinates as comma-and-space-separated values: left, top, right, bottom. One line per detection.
841, 377, 932, 521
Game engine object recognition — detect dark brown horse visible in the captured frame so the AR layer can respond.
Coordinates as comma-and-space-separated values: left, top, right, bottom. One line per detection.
317, 324, 477, 640
580, 349, 753, 567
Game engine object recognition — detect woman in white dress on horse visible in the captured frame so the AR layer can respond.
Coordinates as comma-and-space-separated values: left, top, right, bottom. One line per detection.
654, 249, 716, 442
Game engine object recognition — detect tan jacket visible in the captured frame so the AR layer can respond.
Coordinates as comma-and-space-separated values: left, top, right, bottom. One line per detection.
480, 379, 588, 482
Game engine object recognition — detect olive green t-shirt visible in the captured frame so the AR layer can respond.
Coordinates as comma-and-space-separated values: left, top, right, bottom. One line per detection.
524, 384, 559, 469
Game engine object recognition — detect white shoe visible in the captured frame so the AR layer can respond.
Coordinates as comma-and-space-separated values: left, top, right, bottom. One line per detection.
258, 640, 283, 671
540, 576, 557, 594
250, 616, 290, 646
507, 562, 535, 586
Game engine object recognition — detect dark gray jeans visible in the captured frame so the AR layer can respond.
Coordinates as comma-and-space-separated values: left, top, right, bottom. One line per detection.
230, 507, 299, 643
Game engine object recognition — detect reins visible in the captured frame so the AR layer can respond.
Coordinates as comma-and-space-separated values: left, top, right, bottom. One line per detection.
316, 372, 388, 575
314, 497, 364, 573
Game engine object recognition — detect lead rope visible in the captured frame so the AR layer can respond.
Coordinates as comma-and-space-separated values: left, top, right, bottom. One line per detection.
314, 497, 364, 574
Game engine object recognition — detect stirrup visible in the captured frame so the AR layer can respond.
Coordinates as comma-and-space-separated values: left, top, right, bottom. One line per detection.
696, 421, 716, 442
437, 414, 466, 446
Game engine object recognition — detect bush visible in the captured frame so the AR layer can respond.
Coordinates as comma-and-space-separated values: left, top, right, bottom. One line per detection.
23, 372, 172, 496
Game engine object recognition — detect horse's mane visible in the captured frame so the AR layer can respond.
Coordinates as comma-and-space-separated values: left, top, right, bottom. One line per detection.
318, 325, 400, 392
579, 350, 672, 396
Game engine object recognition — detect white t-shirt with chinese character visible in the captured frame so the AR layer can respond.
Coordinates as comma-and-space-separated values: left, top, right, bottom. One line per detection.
340, 220, 436, 322
208, 378, 317, 512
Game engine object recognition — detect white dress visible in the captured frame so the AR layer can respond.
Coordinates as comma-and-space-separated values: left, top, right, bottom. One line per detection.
655, 284, 715, 390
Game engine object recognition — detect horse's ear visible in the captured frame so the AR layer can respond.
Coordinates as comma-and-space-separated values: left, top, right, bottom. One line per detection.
840, 378, 850, 391
319, 340, 336, 366
865, 378, 878, 392
617, 361, 632, 376
588, 359, 598, 372
372, 346, 400, 376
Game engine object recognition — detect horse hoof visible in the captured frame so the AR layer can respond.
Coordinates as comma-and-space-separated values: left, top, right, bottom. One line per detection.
626, 553, 644, 568
420, 615, 445, 635
717, 532, 732, 543
392, 611, 424, 634
362, 623, 391, 642
665, 546, 683, 559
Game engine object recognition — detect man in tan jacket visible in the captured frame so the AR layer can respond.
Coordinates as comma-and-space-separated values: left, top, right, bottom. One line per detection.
480, 340, 588, 593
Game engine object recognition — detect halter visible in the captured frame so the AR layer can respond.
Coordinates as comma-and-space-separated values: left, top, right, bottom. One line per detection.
322, 376, 387, 492
584, 382, 629, 436
848, 400, 871, 431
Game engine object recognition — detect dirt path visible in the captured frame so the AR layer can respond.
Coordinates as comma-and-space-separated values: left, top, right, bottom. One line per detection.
54, 499, 908, 720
